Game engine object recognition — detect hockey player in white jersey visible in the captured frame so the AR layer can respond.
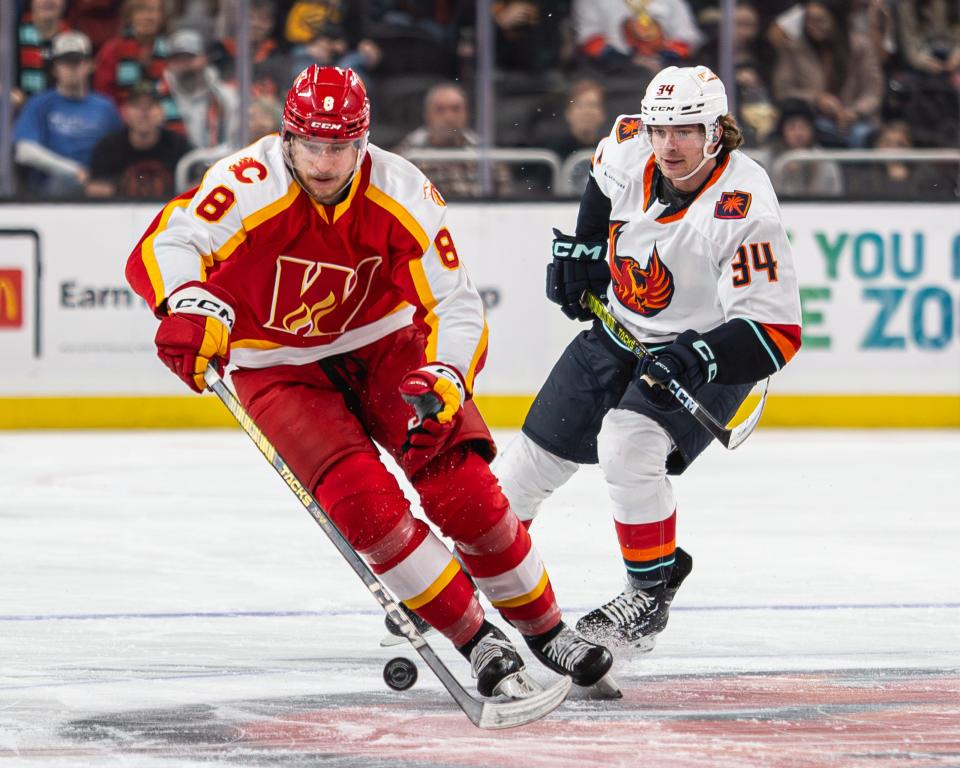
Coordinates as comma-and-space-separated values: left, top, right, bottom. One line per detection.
495, 65, 802, 650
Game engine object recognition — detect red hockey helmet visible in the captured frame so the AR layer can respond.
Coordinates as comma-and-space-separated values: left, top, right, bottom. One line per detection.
282, 65, 370, 142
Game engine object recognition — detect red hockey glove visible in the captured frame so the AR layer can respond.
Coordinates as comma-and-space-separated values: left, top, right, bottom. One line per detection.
399, 364, 467, 454
155, 283, 235, 393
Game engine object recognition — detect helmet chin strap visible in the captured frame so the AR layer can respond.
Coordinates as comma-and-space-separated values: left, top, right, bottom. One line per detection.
672, 122, 722, 183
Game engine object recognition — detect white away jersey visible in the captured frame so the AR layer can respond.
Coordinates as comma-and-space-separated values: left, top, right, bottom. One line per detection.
591, 117, 802, 345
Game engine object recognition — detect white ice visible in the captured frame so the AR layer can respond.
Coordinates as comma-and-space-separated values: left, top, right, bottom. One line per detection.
1, 429, 958, 767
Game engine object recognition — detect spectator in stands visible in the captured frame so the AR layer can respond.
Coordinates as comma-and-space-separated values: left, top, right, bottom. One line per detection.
490, 1, 566, 72
365, 0, 459, 76
573, 0, 704, 75
886, 0, 960, 147
67, 0, 123, 53
846, 119, 957, 200
394, 81, 513, 197
208, 0, 292, 98
14, 0, 72, 111
86, 79, 191, 199
895, 0, 960, 79
531, 78, 608, 194
159, 28, 241, 149
772, 0, 883, 147
767, 98, 843, 197
284, 0, 382, 73
94, 0, 168, 105
13, 31, 122, 198
700, 1, 779, 146
530, 78, 606, 191
287, 19, 379, 81
248, 94, 282, 139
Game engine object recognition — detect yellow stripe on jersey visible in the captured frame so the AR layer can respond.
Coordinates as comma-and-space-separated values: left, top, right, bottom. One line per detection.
212, 181, 302, 263
229, 337, 284, 350
332, 168, 363, 224
464, 320, 488, 394
364, 184, 430, 253
490, 569, 550, 610
142, 198, 191, 308
407, 257, 440, 361
404, 558, 461, 610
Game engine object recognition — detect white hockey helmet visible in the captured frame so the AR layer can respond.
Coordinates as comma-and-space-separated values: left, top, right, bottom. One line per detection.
641, 65, 729, 180
640, 65, 728, 128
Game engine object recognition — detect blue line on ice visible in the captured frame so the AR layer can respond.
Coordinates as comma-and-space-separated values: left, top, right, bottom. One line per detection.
1, 603, 958, 622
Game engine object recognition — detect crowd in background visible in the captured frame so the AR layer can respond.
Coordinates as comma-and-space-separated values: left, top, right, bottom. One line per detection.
6, 0, 960, 200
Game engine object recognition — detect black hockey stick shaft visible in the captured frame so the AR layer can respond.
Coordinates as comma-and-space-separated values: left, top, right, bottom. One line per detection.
203, 367, 569, 729
581, 291, 767, 449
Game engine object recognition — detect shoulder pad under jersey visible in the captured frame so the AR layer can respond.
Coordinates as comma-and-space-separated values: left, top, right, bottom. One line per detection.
198, 135, 297, 214
366, 143, 447, 242
696, 150, 780, 226
592, 115, 652, 197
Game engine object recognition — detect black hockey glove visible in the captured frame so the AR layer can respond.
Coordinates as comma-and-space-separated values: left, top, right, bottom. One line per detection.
545, 228, 610, 321
638, 330, 718, 411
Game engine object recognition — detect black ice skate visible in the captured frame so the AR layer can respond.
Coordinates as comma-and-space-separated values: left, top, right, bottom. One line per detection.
460, 622, 542, 699
525, 622, 620, 697
381, 604, 435, 647
575, 546, 693, 652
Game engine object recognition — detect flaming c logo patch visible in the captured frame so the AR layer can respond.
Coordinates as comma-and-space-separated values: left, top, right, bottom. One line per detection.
616, 117, 642, 143
715, 190, 751, 219
608, 222, 674, 317
229, 157, 268, 184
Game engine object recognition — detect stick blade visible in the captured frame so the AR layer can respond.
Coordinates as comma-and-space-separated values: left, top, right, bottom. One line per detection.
725, 377, 770, 450
474, 676, 572, 730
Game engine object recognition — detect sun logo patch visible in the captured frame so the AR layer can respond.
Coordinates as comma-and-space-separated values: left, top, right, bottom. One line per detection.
228, 157, 268, 184
616, 117, 642, 143
715, 190, 752, 219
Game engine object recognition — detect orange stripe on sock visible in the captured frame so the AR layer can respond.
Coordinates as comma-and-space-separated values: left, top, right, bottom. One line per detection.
620, 541, 676, 563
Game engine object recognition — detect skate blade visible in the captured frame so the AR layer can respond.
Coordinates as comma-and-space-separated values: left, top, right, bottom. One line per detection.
492, 670, 545, 699
379, 626, 438, 648
476, 675, 572, 729
627, 635, 657, 653
587, 672, 622, 699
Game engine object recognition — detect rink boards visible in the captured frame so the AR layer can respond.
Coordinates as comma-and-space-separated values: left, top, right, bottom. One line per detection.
0, 201, 958, 427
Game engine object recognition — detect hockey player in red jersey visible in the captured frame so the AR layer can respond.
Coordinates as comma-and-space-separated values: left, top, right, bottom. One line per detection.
496, 65, 802, 651
125, 65, 613, 699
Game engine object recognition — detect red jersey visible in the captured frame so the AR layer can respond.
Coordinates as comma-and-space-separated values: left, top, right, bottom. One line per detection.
126, 136, 489, 392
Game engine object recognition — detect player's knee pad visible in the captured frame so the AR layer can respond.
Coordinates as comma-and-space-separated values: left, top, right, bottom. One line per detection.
492, 433, 579, 524
415, 446, 509, 543
597, 409, 675, 524
313, 451, 412, 552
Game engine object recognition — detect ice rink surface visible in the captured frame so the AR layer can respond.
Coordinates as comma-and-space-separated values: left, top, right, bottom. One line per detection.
1, 427, 958, 767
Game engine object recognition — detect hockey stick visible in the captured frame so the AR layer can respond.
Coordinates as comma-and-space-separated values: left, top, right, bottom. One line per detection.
203, 366, 571, 729
581, 291, 768, 450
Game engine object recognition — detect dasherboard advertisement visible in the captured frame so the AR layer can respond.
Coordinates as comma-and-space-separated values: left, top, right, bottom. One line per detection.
0, 203, 957, 400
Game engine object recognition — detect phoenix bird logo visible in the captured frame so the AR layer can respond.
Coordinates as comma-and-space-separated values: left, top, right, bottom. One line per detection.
714, 190, 751, 219
229, 157, 268, 184
608, 222, 675, 317
616, 116, 642, 143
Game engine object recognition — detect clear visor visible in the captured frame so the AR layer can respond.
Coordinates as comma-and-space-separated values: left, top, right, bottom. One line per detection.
645, 124, 707, 143
289, 133, 366, 157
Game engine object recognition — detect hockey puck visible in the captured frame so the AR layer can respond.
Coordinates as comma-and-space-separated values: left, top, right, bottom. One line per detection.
383, 656, 418, 691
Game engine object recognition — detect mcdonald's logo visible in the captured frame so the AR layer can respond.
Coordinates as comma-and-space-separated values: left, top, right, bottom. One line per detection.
0, 269, 23, 328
